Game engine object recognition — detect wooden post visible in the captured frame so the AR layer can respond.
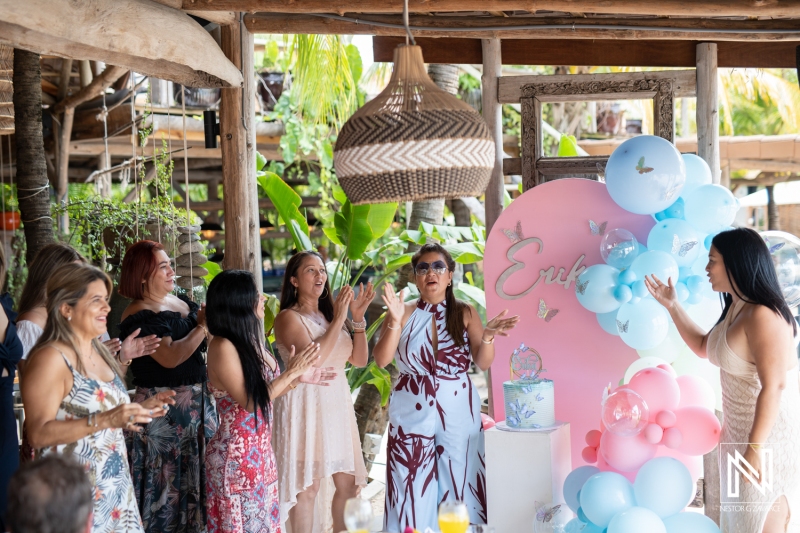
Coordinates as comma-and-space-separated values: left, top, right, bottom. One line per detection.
482, 38, 503, 234
696, 43, 720, 184
220, 17, 262, 292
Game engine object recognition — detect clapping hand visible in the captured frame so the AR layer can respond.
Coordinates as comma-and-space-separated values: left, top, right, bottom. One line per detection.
139, 390, 177, 415
285, 342, 322, 377
107, 328, 160, 363
299, 366, 337, 386
333, 285, 354, 325
381, 284, 405, 330
350, 282, 375, 321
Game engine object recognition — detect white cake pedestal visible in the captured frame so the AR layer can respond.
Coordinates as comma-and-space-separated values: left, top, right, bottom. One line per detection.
485, 422, 572, 533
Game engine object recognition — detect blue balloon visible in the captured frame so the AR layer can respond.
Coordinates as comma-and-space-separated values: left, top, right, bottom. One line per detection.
618, 269, 637, 286
686, 292, 703, 305
607, 506, 666, 533
580, 472, 636, 528
564, 466, 601, 512
577, 507, 589, 523
684, 184, 739, 234
703, 226, 734, 251
654, 211, 668, 221
678, 267, 692, 281
663, 197, 685, 220
663, 513, 720, 533
647, 218, 701, 267
632, 280, 649, 299
637, 242, 648, 255
616, 298, 670, 350
614, 284, 633, 303
576, 265, 622, 314
680, 154, 712, 200
631, 250, 679, 286
564, 518, 587, 533
675, 282, 689, 303
634, 458, 693, 518
605, 135, 686, 215
629, 296, 642, 305
597, 310, 621, 337
685, 275, 705, 294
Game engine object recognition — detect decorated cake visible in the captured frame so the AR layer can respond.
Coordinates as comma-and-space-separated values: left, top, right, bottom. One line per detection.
503, 343, 555, 429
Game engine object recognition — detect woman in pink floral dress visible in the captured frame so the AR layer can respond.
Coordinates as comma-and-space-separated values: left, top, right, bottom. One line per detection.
204, 271, 336, 533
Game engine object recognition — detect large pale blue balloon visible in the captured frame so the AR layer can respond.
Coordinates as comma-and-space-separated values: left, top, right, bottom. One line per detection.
605, 135, 686, 215
564, 466, 601, 512
684, 184, 739, 234
647, 219, 701, 268
663, 513, 720, 533
634, 458, 693, 518
579, 472, 636, 528
607, 506, 666, 533
616, 298, 670, 350
680, 154, 712, 200
631, 250, 680, 285
576, 264, 622, 314
601, 228, 639, 270
761, 230, 800, 307
597, 310, 621, 336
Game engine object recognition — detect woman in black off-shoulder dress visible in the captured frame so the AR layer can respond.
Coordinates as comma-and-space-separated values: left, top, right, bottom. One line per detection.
118, 240, 217, 533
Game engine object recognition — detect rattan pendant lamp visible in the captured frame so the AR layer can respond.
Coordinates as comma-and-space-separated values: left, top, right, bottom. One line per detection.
333, 2, 495, 204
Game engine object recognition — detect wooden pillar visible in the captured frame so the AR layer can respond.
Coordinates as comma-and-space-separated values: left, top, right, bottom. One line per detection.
220, 17, 262, 292
696, 43, 720, 184
482, 38, 504, 234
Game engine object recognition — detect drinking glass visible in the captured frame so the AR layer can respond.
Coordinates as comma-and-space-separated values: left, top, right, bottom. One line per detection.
438, 501, 469, 533
343, 497, 373, 533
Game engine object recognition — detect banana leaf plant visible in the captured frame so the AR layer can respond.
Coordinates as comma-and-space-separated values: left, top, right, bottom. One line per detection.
257, 152, 313, 252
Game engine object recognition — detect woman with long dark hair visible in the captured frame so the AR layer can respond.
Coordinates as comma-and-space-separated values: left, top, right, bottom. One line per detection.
374, 243, 519, 532
272, 251, 374, 533
646, 228, 800, 533
204, 270, 335, 533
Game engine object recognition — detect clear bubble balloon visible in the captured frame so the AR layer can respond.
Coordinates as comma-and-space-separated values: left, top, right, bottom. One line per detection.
601, 229, 640, 270
684, 185, 738, 234
602, 388, 650, 436
533, 502, 573, 533
605, 136, 686, 215
761, 231, 800, 307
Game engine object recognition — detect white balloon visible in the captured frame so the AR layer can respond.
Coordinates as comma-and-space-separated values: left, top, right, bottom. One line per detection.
623, 356, 670, 384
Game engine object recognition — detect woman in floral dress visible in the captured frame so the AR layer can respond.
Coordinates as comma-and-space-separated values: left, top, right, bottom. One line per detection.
204, 270, 335, 533
22, 263, 175, 533
374, 243, 519, 532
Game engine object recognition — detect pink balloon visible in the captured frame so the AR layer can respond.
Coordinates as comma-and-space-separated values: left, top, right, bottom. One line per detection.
644, 423, 664, 444
481, 413, 496, 430
674, 406, 721, 456
656, 410, 677, 428
582, 446, 598, 464
661, 427, 683, 449
586, 429, 602, 448
677, 374, 714, 409
628, 368, 681, 422
657, 363, 677, 377
596, 452, 638, 483
655, 446, 703, 483
600, 429, 658, 472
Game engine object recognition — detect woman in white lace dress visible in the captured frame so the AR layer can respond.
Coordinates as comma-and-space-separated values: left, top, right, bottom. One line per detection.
647, 228, 800, 533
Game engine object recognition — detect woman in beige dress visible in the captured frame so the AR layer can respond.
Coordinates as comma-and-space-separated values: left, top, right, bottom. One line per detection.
273, 251, 374, 533
646, 228, 800, 533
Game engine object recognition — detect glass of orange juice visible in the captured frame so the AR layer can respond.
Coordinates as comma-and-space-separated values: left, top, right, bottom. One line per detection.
438, 501, 469, 533
344, 497, 372, 533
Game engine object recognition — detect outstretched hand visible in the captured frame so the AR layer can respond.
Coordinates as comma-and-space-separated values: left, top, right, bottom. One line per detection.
299, 366, 337, 386
381, 284, 405, 329
350, 282, 375, 321
485, 309, 520, 338
644, 274, 678, 310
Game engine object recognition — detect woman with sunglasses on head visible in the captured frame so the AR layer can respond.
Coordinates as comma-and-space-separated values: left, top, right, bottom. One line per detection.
272, 251, 374, 533
374, 243, 519, 533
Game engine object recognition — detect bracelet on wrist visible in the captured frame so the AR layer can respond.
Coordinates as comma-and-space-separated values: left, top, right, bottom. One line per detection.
386, 323, 400, 330
354, 328, 366, 333
351, 318, 367, 330
117, 354, 132, 366
481, 337, 494, 345
749, 442, 763, 451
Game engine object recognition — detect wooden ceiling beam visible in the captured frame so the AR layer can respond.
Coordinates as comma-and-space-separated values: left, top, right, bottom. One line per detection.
247, 13, 800, 42
370, 36, 800, 68
192, 0, 800, 18
0, 0, 243, 88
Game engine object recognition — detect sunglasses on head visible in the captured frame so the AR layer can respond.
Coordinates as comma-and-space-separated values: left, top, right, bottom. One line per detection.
414, 260, 448, 276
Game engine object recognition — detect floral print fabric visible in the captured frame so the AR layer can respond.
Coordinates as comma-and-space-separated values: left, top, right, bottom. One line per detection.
206, 362, 282, 533
36, 353, 144, 533
126, 383, 217, 533
384, 299, 486, 532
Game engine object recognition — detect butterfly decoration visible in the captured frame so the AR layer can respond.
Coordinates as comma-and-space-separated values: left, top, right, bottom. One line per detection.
671, 235, 699, 257
589, 220, 607, 236
507, 399, 536, 422
535, 502, 563, 523
535, 393, 545, 402
616, 319, 630, 333
521, 384, 534, 394
769, 242, 786, 254
503, 220, 524, 243
575, 279, 589, 295
636, 156, 654, 174
538, 298, 560, 322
